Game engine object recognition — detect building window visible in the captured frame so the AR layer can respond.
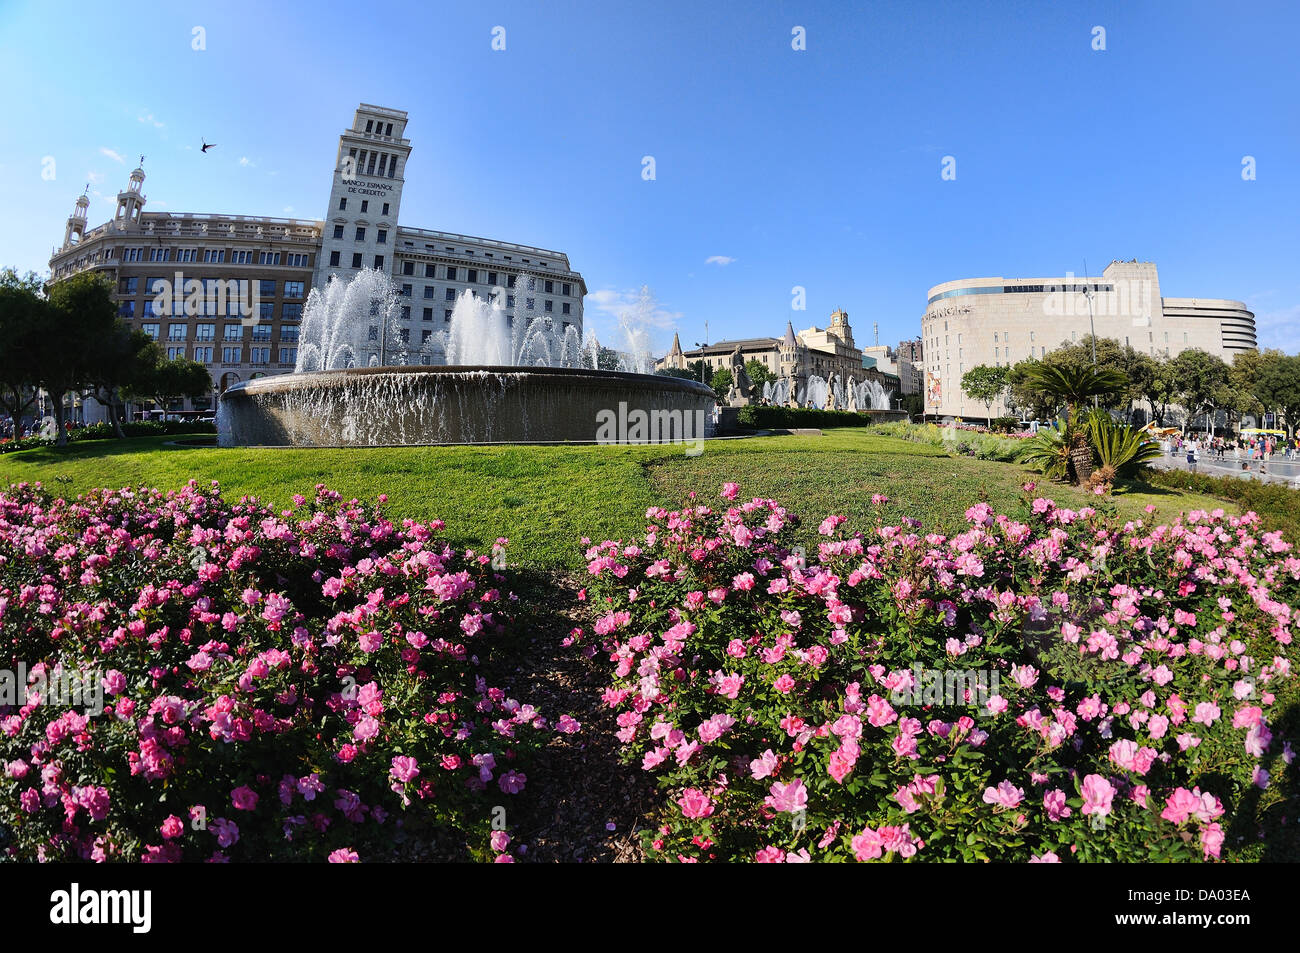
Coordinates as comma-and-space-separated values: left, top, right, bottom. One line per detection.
562, 302, 571, 316
403, 261, 414, 276
250, 347, 270, 365
168, 323, 187, 341
445, 288, 456, 302
196, 323, 215, 341
224, 325, 243, 341
223, 346, 241, 364
544, 300, 553, 313
231, 250, 253, 264
142, 323, 160, 339
118, 301, 136, 318
148, 248, 169, 262
281, 303, 302, 321
280, 325, 299, 342
165, 346, 185, 360
423, 264, 435, 279
468, 269, 478, 283
334, 225, 344, 239
339, 198, 347, 210
259, 280, 276, 298
563, 283, 571, 296
361, 200, 369, 214
401, 306, 411, 320
544, 280, 553, 294
377, 229, 387, 244
373, 255, 384, 269
423, 286, 434, 299
382, 203, 389, 216
352, 253, 363, 268
399, 328, 409, 343
422, 308, 433, 321
355, 227, 366, 242
259, 302, 274, 322
258, 252, 280, 266
367, 326, 379, 341
202, 249, 225, 264
194, 347, 213, 364
122, 247, 143, 262
526, 298, 535, 311
251, 325, 272, 342
507, 294, 515, 309
444, 309, 452, 322
330, 251, 341, 266
284, 281, 304, 299
280, 347, 297, 365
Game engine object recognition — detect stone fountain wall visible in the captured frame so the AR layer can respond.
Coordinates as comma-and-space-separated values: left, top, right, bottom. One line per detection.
218, 366, 717, 446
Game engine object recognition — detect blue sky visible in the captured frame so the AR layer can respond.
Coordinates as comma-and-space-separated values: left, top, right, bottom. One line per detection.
2, 0, 1297, 354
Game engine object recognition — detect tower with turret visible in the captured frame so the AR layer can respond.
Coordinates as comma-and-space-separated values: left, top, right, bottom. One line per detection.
62, 190, 90, 249
828, 307, 855, 348
114, 163, 147, 227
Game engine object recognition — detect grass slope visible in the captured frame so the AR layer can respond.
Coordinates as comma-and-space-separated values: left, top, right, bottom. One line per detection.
0, 430, 1240, 568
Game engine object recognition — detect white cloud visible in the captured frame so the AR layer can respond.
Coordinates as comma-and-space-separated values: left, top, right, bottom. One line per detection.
137, 113, 164, 128
100, 148, 124, 163
586, 286, 683, 333
1254, 303, 1300, 353
239, 156, 254, 167
86, 171, 104, 184
705, 255, 736, 266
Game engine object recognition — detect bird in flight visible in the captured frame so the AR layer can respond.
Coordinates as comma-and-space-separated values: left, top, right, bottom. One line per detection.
201, 139, 217, 153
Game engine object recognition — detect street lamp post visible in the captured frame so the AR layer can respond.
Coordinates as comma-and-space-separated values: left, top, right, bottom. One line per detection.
1083, 270, 1099, 410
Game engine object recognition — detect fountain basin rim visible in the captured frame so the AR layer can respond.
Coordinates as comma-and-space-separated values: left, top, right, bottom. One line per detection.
222, 364, 717, 399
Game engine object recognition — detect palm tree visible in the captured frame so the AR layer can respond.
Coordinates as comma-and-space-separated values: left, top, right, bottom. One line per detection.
1023, 364, 1128, 483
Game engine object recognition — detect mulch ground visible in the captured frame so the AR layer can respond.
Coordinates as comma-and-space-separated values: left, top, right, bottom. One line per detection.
489, 570, 656, 862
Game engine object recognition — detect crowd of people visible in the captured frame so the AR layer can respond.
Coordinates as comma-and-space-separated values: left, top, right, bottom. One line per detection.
1170, 432, 1297, 477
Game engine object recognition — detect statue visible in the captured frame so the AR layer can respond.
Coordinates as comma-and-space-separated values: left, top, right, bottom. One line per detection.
728, 344, 752, 406
846, 376, 858, 413
824, 374, 837, 411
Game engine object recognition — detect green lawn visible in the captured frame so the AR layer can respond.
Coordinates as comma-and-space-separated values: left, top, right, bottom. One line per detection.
0, 430, 1242, 568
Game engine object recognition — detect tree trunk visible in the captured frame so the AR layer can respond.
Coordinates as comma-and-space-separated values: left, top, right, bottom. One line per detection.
1070, 438, 1093, 484
109, 393, 125, 439
51, 389, 68, 446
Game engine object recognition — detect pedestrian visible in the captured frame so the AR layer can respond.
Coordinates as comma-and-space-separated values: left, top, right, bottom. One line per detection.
1187, 444, 1198, 474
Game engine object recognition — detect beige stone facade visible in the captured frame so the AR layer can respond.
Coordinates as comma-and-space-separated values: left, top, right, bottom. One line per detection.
920, 260, 1256, 419
656, 309, 900, 396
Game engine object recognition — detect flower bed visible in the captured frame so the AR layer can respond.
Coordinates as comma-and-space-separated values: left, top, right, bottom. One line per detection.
580, 483, 1299, 862
0, 481, 569, 862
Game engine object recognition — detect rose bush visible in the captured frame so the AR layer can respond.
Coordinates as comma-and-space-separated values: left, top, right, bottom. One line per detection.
580, 482, 1299, 862
0, 480, 570, 862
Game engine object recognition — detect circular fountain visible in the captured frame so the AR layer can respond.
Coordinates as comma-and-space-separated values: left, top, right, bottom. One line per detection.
218, 270, 716, 446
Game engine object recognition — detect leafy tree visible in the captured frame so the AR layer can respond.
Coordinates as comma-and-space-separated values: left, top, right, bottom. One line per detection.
1131, 352, 1178, 427
744, 358, 774, 389
899, 392, 924, 419
1045, 335, 1141, 411
710, 367, 733, 400
657, 366, 699, 381
0, 269, 48, 437
86, 330, 168, 437
1006, 359, 1056, 421
1170, 349, 1230, 435
960, 364, 1010, 425
40, 271, 119, 446
1252, 351, 1300, 438
124, 353, 213, 411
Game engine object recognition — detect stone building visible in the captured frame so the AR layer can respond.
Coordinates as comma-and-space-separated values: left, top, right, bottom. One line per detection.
656, 308, 900, 399
921, 260, 1256, 419
47, 103, 585, 420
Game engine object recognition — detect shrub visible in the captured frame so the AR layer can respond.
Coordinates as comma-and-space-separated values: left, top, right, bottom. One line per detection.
1142, 469, 1300, 544
578, 483, 1298, 863
990, 417, 1020, 433
0, 420, 216, 454
0, 481, 569, 862
735, 406, 874, 430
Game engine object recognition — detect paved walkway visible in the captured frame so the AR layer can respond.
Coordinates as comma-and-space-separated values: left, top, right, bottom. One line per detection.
1150, 445, 1300, 488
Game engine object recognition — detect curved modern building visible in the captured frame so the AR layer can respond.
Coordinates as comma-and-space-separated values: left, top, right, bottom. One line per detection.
921, 259, 1256, 419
